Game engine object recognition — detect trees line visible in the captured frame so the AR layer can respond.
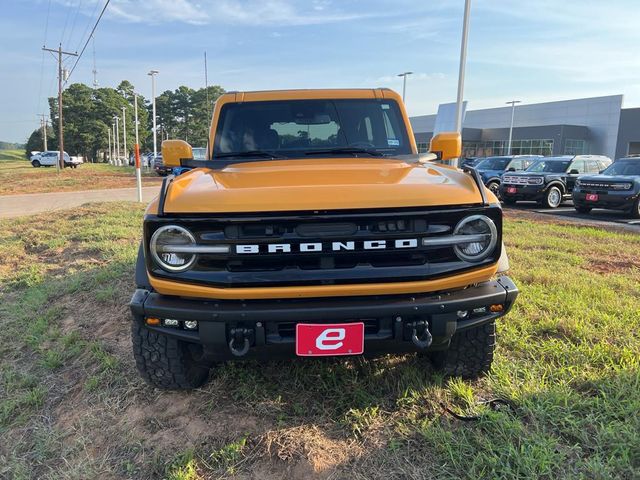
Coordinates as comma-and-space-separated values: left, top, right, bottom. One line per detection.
25, 81, 225, 162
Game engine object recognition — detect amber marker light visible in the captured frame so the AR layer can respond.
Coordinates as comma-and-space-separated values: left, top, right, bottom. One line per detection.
145, 317, 161, 326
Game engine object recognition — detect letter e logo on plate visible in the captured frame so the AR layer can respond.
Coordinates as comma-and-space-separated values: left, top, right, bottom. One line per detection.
296, 323, 364, 356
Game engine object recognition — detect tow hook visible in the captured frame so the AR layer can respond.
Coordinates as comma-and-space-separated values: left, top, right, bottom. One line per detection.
409, 320, 433, 349
229, 327, 253, 357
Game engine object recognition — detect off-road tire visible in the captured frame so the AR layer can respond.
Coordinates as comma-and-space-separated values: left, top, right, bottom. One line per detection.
131, 321, 210, 390
541, 185, 563, 209
427, 321, 496, 378
631, 198, 640, 219
487, 180, 500, 198
575, 205, 592, 214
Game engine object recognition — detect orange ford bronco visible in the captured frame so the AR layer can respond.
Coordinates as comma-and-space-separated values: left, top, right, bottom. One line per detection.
129, 89, 518, 389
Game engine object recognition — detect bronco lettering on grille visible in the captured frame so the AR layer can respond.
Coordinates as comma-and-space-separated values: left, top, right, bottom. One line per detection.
235, 239, 420, 254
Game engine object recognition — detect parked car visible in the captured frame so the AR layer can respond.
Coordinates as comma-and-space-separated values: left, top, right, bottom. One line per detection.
31, 150, 71, 168
153, 155, 172, 176
475, 155, 542, 196
499, 155, 612, 208
192, 147, 207, 160
572, 157, 640, 217
460, 157, 482, 168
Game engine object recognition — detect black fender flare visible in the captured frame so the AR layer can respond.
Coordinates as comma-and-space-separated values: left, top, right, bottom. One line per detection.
135, 242, 152, 290
545, 181, 566, 195
484, 177, 501, 186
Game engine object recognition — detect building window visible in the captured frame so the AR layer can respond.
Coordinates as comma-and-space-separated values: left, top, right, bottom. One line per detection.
462, 141, 506, 157
416, 142, 429, 153
564, 139, 589, 155
511, 139, 554, 156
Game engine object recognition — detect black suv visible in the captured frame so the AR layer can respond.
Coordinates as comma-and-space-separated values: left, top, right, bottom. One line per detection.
499, 155, 612, 208
572, 157, 640, 218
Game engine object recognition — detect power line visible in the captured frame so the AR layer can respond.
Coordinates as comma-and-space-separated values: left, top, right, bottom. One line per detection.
66, 0, 110, 83
75, 0, 101, 54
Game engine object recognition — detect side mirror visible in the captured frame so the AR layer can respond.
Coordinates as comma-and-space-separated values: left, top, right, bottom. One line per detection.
507, 167, 516, 172
162, 140, 193, 167
429, 132, 461, 161
569, 169, 580, 175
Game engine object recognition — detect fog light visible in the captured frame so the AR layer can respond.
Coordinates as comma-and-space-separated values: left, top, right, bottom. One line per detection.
490, 304, 504, 313
184, 320, 198, 330
457, 310, 469, 319
163, 319, 179, 327
145, 317, 161, 326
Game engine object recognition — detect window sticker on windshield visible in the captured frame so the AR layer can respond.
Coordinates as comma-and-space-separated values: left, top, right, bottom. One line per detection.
381, 104, 390, 109
388, 139, 400, 146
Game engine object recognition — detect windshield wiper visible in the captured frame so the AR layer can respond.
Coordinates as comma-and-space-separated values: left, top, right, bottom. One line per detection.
215, 150, 284, 159
305, 147, 384, 157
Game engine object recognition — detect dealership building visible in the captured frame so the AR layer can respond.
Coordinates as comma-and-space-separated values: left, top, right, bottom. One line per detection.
410, 95, 640, 160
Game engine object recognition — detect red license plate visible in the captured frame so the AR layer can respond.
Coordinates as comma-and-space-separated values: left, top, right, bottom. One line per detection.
507, 187, 517, 194
296, 323, 364, 357
586, 193, 599, 201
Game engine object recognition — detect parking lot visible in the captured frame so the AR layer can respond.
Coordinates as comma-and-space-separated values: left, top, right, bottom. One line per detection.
505, 202, 640, 232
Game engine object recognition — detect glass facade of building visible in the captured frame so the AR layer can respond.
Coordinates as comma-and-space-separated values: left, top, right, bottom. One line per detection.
462, 139, 554, 157
564, 139, 589, 155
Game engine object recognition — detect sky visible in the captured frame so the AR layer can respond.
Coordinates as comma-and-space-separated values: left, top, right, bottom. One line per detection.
1, 0, 640, 143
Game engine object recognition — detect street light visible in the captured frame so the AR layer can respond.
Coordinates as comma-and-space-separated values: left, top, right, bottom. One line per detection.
397, 72, 413, 103
148, 70, 159, 160
506, 100, 522, 155
113, 116, 120, 165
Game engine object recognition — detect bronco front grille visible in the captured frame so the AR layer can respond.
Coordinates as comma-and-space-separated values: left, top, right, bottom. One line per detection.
144, 206, 502, 288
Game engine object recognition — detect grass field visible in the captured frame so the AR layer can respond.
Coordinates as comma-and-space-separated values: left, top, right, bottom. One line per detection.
0, 204, 638, 479
0, 150, 161, 195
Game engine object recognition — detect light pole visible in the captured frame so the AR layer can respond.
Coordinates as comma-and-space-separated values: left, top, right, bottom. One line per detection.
107, 127, 112, 164
114, 116, 120, 165
148, 70, 159, 160
506, 100, 521, 155
397, 72, 413, 103
122, 106, 127, 166
454, 0, 472, 167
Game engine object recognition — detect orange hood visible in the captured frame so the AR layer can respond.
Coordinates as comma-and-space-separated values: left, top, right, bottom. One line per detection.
158, 158, 490, 214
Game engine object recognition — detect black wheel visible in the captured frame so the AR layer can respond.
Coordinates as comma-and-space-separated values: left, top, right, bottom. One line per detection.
427, 321, 496, 379
631, 198, 640, 219
502, 197, 517, 206
32, 160, 41, 168
575, 205, 592, 214
542, 186, 563, 208
487, 181, 500, 197
131, 321, 211, 390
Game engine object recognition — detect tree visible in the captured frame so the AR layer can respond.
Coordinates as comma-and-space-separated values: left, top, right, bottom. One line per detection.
25, 125, 56, 158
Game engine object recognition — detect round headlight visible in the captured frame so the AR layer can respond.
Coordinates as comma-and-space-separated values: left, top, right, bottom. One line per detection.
453, 215, 498, 262
150, 225, 197, 272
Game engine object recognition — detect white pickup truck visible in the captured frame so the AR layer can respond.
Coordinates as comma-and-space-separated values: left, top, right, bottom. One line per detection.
30, 151, 83, 168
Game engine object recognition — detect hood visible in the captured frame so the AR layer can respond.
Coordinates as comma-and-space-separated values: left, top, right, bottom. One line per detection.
158, 158, 489, 214
578, 174, 640, 182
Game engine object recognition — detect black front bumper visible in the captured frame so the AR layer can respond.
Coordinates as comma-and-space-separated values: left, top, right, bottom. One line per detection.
129, 276, 518, 360
573, 190, 639, 210
499, 184, 546, 201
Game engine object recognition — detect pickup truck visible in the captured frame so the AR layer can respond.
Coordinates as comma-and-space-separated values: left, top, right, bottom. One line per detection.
129, 89, 519, 389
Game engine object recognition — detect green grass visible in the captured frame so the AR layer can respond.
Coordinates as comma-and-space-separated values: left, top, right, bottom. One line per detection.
0, 156, 161, 195
0, 149, 26, 162
0, 205, 638, 479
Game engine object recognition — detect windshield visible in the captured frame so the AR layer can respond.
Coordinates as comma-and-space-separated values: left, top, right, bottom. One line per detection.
603, 161, 640, 176
213, 99, 412, 159
477, 157, 511, 170
526, 160, 570, 173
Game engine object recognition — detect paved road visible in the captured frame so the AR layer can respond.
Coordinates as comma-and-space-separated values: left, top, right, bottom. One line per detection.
0, 186, 160, 218
505, 202, 640, 233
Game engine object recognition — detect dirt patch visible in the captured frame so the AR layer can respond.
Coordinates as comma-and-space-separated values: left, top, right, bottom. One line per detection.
586, 256, 640, 274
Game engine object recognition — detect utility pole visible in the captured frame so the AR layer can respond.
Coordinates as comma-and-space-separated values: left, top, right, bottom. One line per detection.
397, 72, 413, 103
122, 106, 127, 166
506, 100, 521, 155
148, 70, 159, 160
454, 0, 472, 167
43, 44, 78, 171
38, 114, 48, 151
